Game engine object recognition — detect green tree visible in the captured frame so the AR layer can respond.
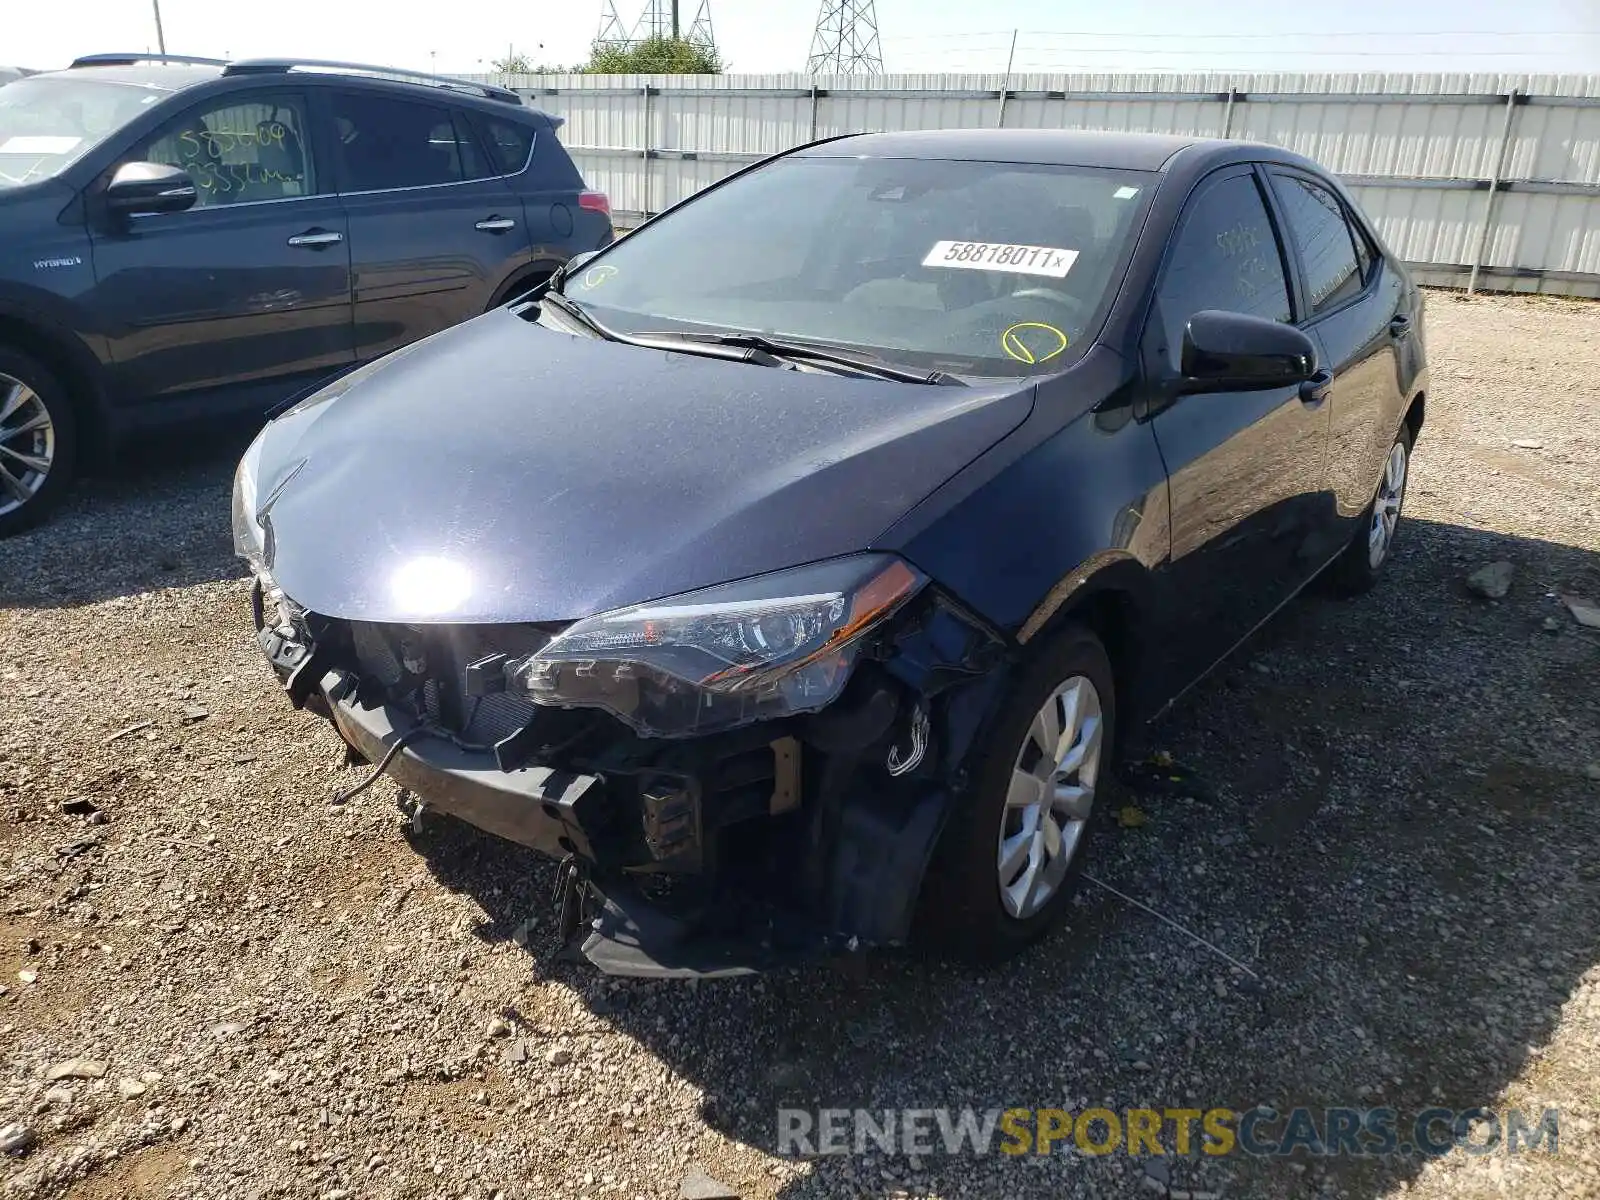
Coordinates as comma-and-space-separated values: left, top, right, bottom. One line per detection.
583, 36, 723, 73
490, 52, 579, 74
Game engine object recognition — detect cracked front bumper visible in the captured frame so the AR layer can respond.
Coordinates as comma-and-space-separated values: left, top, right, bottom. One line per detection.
249, 578, 1011, 978
321, 668, 604, 861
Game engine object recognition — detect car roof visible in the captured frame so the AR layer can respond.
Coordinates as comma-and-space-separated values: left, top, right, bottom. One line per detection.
30, 59, 554, 123
798, 129, 1243, 172
32, 63, 222, 91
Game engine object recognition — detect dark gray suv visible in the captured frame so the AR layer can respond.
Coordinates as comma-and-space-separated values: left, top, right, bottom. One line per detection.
0, 54, 612, 534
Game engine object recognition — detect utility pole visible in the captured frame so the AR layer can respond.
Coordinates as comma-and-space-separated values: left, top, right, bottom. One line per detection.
995, 29, 1017, 127
672, 0, 680, 39
151, 0, 167, 56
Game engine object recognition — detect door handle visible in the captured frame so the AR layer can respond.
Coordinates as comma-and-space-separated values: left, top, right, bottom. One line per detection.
287, 229, 343, 249
1388, 314, 1411, 339
475, 216, 517, 232
1299, 368, 1334, 407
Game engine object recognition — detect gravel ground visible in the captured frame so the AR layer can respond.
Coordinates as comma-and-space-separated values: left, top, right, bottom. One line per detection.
1, 291, 1597, 1200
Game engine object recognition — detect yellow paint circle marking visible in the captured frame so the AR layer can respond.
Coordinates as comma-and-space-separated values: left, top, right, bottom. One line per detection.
1001, 322, 1069, 365
581, 265, 618, 290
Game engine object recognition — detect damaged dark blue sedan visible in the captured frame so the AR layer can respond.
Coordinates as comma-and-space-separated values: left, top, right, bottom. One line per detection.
234, 129, 1427, 977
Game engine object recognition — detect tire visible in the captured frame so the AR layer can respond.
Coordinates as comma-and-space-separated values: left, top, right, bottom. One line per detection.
1328, 424, 1413, 596
0, 347, 77, 538
915, 622, 1116, 962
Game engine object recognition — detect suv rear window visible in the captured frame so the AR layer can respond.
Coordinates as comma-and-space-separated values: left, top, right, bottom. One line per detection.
480, 118, 534, 176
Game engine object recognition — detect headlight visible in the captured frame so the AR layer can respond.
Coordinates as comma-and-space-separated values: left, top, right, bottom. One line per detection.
508, 554, 927, 738
231, 433, 266, 570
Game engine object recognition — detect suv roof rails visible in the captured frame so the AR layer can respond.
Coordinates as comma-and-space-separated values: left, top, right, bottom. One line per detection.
69, 53, 230, 69
221, 58, 524, 106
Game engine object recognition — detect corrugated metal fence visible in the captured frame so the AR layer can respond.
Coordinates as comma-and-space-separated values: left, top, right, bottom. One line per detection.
471, 71, 1600, 298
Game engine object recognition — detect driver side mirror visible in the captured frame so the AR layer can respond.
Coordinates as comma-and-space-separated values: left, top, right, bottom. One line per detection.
1180, 309, 1317, 393
105, 161, 198, 217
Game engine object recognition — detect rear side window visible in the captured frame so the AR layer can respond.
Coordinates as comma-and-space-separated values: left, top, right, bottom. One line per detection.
1151, 171, 1292, 372
332, 92, 472, 191
1351, 215, 1376, 282
1270, 173, 1363, 316
480, 117, 534, 176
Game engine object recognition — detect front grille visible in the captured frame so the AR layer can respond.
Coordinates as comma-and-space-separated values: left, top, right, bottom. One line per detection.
463, 691, 541, 744
351, 621, 405, 686
344, 620, 556, 744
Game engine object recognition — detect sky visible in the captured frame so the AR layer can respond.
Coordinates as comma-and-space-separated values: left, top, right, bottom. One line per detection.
7, 0, 1599, 76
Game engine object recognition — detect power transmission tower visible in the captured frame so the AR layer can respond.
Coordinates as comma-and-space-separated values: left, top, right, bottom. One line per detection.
596, 2, 632, 49
597, 0, 717, 49
807, 0, 883, 75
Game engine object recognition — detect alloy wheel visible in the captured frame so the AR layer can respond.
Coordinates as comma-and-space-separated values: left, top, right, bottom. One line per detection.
997, 674, 1104, 920
0, 374, 54, 518
1367, 439, 1408, 569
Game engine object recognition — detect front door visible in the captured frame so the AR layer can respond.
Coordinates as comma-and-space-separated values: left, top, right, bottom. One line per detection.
325, 90, 530, 361
87, 88, 354, 411
1142, 165, 1333, 702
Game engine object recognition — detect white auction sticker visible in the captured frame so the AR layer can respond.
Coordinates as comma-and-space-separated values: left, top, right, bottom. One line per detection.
0, 136, 82, 155
923, 240, 1079, 278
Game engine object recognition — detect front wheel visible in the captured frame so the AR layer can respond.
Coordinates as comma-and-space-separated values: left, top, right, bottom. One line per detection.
0, 348, 77, 538
1328, 426, 1412, 595
916, 623, 1115, 962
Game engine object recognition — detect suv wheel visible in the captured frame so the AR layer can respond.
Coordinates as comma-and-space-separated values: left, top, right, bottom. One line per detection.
0, 348, 76, 538
916, 622, 1115, 961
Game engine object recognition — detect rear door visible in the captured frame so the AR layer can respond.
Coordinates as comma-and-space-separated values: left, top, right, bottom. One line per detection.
327, 88, 532, 361
1264, 167, 1409, 554
472, 110, 612, 279
1142, 165, 1332, 696
87, 87, 354, 410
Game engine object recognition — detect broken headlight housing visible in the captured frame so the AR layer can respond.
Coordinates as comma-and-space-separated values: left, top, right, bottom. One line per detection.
507, 554, 926, 738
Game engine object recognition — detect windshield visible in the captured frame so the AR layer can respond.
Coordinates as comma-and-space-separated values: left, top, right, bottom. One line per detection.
0, 77, 165, 188
565, 154, 1155, 378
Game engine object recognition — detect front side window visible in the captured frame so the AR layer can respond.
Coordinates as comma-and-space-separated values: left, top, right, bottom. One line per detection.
560, 155, 1155, 378
0, 77, 165, 189
1151, 171, 1292, 372
140, 92, 317, 206
1271, 173, 1363, 316
331, 92, 470, 191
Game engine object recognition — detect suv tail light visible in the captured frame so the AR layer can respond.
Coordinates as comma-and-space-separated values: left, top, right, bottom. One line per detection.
578, 190, 610, 216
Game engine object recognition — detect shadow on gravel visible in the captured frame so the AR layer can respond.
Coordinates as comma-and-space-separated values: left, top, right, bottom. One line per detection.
339, 517, 1600, 1198
0, 422, 257, 610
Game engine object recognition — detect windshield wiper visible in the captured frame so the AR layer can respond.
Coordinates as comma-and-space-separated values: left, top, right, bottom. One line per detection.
539, 290, 616, 341
645, 332, 966, 386
535, 299, 791, 367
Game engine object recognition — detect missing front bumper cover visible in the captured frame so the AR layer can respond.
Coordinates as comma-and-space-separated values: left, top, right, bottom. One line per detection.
322, 667, 604, 861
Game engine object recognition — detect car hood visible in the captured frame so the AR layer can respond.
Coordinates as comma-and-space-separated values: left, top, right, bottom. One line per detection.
253, 308, 1035, 624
